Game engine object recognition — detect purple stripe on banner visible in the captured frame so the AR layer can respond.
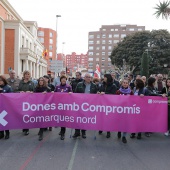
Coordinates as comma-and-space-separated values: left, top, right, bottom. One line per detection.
0, 93, 168, 132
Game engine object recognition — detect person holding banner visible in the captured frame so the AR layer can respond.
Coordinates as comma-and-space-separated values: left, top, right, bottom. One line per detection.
130, 78, 145, 139
116, 78, 133, 143
35, 77, 51, 141
18, 70, 35, 136
54, 75, 72, 140
0, 75, 12, 139
161, 78, 170, 136
98, 74, 117, 138
72, 73, 98, 139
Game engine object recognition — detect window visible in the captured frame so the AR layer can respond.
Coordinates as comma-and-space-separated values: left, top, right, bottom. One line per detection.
88, 58, 93, 61
102, 52, 105, 56
89, 52, 93, 55
121, 34, 126, 38
115, 28, 118, 31
102, 28, 106, 31
89, 35, 94, 39
50, 32, 53, 37
102, 57, 105, 61
50, 39, 53, 44
101, 63, 105, 67
129, 28, 135, 31
96, 53, 99, 56
108, 40, 112, 44
49, 45, 53, 50
96, 58, 99, 61
113, 40, 119, 44
38, 31, 44, 36
96, 40, 100, 44
89, 41, 94, 44
96, 47, 100, 50
22, 36, 24, 47
89, 46, 93, 50
102, 34, 106, 38
108, 46, 112, 50
108, 34, 112, 38
102, 40, 105, 44
138, 28, 143, 31
108, 58, 111, 61
114, 34, 119, 38
26, 40, 28, 48
111, 29, 114, 31
39, 38, 44, 43
97, 35, 100, 38
102, 46, 105, 50
108, 52, 111, 55
108, 63, 111, 67
49, 52, 52, 57
88, 63, 93, 67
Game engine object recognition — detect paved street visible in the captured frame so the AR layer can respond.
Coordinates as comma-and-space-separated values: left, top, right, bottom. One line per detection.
0, 128, 170, 170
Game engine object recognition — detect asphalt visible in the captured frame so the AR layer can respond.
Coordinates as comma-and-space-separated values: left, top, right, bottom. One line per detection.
0, 128, 170, 170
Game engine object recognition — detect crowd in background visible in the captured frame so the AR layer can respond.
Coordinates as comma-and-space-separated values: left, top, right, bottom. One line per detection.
0, 69, 169, 144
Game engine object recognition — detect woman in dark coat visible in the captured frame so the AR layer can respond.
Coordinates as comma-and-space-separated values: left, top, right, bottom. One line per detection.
35, 77, 51, 141
162, 78, 170, 136
0, 75, 12, 139
130, 79, 145, 139
98, 74, 117, 138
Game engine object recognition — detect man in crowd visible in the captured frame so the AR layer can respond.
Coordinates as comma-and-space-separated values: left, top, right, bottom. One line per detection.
128, 73, 135, 90
72, 73, 98, 139
111, 72, 120, 90
155, 74, 166, 93
70, 71, 83, 92
7, 70, 20, 92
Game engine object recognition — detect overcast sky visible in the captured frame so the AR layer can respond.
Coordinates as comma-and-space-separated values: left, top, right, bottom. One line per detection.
8, 0, 170, 55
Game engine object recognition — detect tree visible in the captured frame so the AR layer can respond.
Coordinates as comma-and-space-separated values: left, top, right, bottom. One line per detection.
109, 30, 170, 74
141, 52, 149, 79
154, 1, 170, 19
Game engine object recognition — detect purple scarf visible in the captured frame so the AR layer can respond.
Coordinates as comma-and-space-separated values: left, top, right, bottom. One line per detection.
119, 86, 131, 94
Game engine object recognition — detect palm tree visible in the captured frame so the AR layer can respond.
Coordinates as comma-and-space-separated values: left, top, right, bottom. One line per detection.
154, 1, 170, 19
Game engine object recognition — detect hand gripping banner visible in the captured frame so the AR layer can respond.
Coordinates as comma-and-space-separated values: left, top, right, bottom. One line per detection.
0, 93, 168, 132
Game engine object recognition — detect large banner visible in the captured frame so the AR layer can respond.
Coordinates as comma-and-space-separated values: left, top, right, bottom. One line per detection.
0, 93, 168, 132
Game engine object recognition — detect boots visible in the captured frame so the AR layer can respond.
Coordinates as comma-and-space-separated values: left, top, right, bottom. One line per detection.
60, 133, 65, 140
72, 130, 80, 138
106, 132, 111, 138
38, 129, 43, 141
0, 131, 4, 139
5, 131, 10, 139
81, 131, 86, 139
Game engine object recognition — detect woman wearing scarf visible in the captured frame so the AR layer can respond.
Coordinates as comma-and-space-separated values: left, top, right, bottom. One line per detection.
54, 75, 72, 140
116, 78, 133, 143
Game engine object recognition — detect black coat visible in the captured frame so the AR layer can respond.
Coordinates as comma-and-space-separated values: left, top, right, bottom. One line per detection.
35, 86, 51, 93
99, 82, 117, 94
144, 86, 160, 96
71, 78, 83, 92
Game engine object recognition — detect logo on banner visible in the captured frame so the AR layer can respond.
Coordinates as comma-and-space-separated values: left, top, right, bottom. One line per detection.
0, 110, 8, 126
148, 99, 153, 104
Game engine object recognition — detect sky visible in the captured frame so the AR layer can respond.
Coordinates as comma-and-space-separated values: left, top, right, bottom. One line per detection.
8, 0, 170, 55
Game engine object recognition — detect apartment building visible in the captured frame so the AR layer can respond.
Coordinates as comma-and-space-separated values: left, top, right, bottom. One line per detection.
88, 24, 145, 74
65, 52, 88, 72
37, 28, 56, 74
0, 0, 47, 78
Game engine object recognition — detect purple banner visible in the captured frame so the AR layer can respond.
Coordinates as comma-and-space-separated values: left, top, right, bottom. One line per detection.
0, 93, 168, 132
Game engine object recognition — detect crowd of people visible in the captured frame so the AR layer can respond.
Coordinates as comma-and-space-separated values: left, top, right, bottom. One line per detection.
0, 69, 169, 144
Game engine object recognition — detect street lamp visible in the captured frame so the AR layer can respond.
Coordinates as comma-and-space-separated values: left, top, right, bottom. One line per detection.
56, 15, 61, 60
